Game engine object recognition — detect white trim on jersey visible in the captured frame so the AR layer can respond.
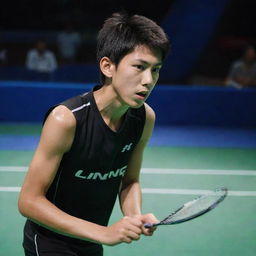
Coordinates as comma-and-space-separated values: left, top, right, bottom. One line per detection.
34, 234, 40, 256
71, 102, 91, 113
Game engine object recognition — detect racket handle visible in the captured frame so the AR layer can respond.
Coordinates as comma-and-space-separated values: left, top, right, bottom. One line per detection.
144, 223, 157, 228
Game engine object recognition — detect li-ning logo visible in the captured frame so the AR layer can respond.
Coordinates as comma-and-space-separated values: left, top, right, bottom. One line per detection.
121, 143, 133, 152
75, 165, 127, 181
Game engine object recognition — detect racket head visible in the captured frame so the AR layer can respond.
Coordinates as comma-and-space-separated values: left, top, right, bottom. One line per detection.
160, 187, 228, 225
145, 187, 228, 228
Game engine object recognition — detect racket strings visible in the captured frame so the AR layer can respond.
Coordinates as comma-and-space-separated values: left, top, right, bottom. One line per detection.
160, 188, 227, 224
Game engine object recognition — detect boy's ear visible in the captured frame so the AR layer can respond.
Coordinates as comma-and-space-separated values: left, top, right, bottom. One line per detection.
99, 57, 115, 79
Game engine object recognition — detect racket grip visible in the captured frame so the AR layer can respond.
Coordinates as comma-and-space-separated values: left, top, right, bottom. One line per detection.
144, 223, 154, 228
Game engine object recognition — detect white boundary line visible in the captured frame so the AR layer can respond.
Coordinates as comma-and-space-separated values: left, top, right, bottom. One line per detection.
142, 168, 256, 176
0, 187, 21, 192
1, 166, 256, 176
142, 188, 256, 196
0, 166, 28, 172
1, 166, 256, 196
1, 186, 256, 196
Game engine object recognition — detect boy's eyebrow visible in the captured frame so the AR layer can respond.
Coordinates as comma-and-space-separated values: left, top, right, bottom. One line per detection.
135, 59, 162, 66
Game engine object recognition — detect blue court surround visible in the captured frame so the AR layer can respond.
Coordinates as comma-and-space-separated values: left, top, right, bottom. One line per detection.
0, 135, 39, 150
1, 125, 255, 150
1, 81, 256, 126
150, 126, 256, 148
0, 81, 256, 150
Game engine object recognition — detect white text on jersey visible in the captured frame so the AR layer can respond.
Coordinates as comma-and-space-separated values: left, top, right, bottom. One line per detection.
121, 143, 133, 152
75, 165, 127, 180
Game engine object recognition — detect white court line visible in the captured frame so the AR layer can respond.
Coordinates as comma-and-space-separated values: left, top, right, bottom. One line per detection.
142, 168, 256, 176
0, 187, 21, 192
142, 188, 256, 197
0, 166, 28, 172
1, 166, 256, 176
1, 167, 255, 196
0, 186, 256, 196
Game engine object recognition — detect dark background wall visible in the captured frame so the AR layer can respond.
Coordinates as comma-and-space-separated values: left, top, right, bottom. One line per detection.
0, 0, 256, 84
0, 0, 255, 127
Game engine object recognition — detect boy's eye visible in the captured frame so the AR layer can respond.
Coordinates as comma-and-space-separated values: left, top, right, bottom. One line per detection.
152, 67, 161, 73
134, 65, 145, 70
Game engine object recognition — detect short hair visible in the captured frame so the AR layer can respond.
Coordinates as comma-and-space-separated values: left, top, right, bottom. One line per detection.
97, 12, 170, 83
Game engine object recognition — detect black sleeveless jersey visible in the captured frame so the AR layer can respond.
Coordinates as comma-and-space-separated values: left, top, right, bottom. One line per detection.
26, 86, 146, 247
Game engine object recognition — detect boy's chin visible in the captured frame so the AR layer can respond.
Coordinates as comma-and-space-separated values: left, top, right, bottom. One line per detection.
128, 100, 144, 109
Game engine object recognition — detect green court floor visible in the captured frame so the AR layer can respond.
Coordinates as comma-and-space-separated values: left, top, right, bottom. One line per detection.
0, 125, 256, 255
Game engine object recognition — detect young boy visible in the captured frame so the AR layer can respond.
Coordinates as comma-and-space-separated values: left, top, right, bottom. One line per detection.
18, 12, 170, 256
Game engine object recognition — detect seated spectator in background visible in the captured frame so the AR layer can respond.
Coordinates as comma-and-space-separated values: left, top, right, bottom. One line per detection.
57, 22, 81, 64
0, 41, 7, 65
0, 48, 7, 65
226, 45, 256, 89
26, 39, 57, 73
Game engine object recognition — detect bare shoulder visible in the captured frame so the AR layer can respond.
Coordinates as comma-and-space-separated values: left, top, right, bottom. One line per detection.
47, 105, 76, 129
144, 103, 156, 124
41, 105, 76, 154
138, 103, 155, 143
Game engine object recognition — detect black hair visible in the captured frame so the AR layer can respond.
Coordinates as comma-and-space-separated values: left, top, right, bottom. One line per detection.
97, 12, 170, 83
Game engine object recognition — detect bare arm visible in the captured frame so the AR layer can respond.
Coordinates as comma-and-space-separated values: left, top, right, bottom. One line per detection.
18, 105, 141, 246
119, 103, 158, 235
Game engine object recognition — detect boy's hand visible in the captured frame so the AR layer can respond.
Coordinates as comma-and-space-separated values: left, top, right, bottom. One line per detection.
135, 213, 158, 236
102, 216, 143, 246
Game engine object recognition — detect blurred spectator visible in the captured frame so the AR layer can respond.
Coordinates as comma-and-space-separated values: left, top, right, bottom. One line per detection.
26, 39, 57, 73
226, 45, 256, 89
57, 22, 81, 64
0, 38, 7, 65
0, 47, 7, 65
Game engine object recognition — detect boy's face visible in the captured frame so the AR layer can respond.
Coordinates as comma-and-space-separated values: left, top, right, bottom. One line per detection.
36, 41, 46, 54
244, 47, 256, 63
111, 45, 162, 108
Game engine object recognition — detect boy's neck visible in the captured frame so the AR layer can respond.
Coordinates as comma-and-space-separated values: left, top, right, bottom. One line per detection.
93, 85, 129, 131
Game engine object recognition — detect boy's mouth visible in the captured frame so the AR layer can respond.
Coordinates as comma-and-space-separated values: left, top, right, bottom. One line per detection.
136, 91, 148, 98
